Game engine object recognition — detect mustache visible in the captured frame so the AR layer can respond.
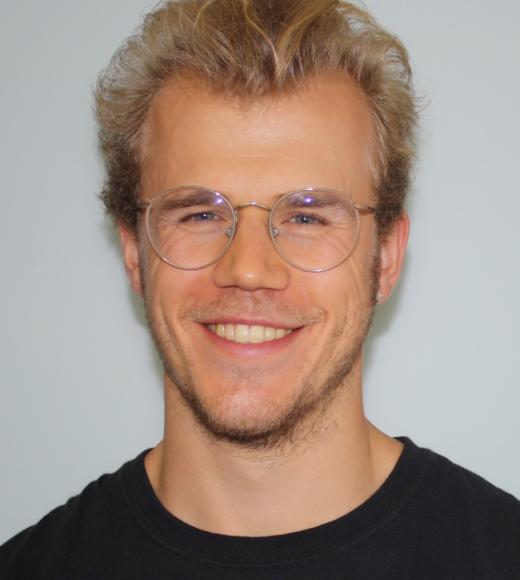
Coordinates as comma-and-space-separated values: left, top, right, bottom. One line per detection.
187, 291, 324, 327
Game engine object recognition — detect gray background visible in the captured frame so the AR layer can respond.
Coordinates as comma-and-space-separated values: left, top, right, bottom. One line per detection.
1, 0, 519, 543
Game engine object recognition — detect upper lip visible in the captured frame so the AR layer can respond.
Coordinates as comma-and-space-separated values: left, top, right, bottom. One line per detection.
198, 318, 304, 330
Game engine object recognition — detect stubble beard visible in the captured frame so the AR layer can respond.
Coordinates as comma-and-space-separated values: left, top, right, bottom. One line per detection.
143, 255, 380, 453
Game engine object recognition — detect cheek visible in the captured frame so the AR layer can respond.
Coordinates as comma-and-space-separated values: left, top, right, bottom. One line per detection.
348, 255, 374, 299
145, 261, 244, 346
323, 258, 372, 308
311, 250, 377, 338
142, 256, 200, 332
348, 220, 379, 299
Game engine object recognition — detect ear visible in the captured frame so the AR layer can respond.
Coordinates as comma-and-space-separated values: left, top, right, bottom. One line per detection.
118, 223, 143, 297
377, 213, 409, 304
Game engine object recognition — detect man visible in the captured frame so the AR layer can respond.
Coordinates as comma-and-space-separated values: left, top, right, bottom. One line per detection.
1, 0, 519, 578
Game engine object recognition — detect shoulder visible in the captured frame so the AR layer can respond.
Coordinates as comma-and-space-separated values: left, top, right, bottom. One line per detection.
411, 440, 520, 576
421, 443, 520, 516
449, 456, 520, 571
0, 452, 145, 579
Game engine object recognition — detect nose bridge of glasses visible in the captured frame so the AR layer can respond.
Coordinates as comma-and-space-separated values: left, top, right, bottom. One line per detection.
233, 201, 271, 214
230, 201, 272, 236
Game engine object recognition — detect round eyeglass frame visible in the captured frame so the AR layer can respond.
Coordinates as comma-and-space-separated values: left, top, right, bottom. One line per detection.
137, 185, 377, 273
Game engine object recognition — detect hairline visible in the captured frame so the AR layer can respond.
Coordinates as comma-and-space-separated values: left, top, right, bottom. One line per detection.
135, 71, 382, 206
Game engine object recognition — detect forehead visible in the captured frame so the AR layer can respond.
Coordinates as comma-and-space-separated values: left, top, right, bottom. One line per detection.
139, 75, 376, 201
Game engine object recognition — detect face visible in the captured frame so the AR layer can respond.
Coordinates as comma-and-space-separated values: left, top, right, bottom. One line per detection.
121, 76, 408, 450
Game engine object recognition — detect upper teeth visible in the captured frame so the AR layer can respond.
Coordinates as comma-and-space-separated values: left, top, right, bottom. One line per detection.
208, 323, 293, 344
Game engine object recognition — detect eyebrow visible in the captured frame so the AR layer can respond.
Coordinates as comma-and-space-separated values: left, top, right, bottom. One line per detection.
141, 186, 353, 210
226, 189, 350, 207
160, 191, 225, 209
281, 191, 346, 208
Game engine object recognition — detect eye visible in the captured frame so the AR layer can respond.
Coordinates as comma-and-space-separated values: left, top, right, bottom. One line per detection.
289, 212, 328, 226
180, 211, 219, 223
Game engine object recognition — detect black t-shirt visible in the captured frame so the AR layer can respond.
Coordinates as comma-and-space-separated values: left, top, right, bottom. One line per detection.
1, 437, 519, 579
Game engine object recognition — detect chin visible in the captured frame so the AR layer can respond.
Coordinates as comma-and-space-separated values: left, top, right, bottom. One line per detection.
197, 375, 301, 428
169, 365, 340, 451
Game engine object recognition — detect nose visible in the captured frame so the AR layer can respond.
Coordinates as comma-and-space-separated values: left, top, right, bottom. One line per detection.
211, 206, 290, 291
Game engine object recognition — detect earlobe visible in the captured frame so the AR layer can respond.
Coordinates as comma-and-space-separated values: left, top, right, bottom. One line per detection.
118, 224, 144, 297
377, 213, 409, 303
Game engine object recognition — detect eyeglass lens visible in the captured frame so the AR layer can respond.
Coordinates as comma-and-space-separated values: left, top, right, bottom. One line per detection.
146, 187, 359, 271
271, 190, 358, 271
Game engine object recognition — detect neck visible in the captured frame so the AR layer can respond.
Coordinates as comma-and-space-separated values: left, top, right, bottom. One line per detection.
145, 366, 403, 537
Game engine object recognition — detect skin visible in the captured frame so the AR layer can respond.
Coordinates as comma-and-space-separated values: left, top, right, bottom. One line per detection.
119, 74, 409, 536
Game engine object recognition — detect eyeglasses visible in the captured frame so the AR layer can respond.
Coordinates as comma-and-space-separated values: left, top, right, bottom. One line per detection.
137, 186, 376, 272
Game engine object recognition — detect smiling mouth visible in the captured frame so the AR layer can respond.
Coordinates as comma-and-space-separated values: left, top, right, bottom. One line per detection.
206, 323, 294, 344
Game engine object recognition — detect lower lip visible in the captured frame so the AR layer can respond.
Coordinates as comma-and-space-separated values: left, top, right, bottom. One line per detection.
200, 324, 303, 356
